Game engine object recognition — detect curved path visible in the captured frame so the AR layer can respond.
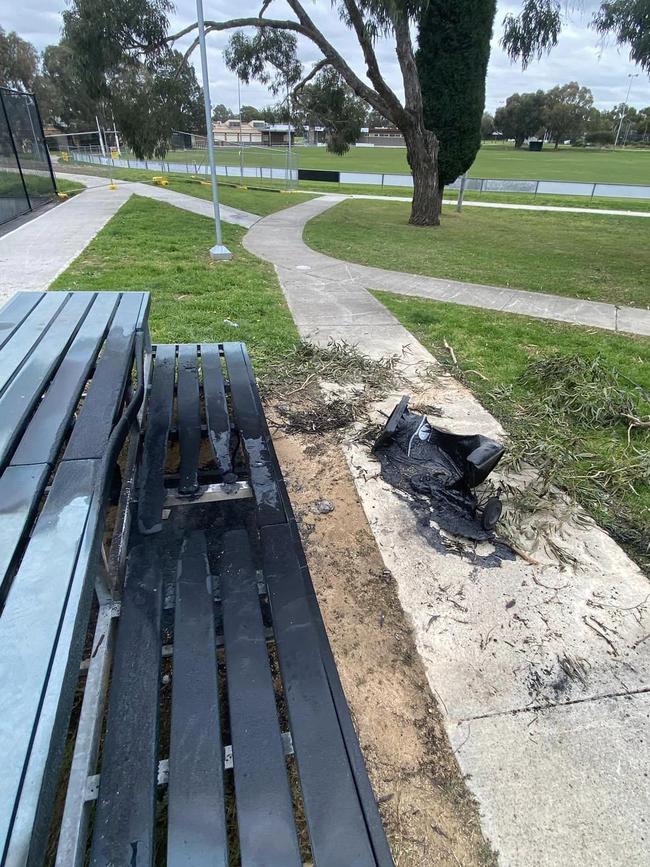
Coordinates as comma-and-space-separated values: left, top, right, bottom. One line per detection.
244, 194, 650, 343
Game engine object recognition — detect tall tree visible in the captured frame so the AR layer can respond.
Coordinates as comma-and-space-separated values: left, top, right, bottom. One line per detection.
35, 42, 100, 130
494, 91, 546, 147
239, 104, 263, 122
543, 81, 593, 147
416, 0, 496, 201
110, 49, 204, 156
63, 0, 650, 226
481, 112, 495, 140
64, 0, 451, 226
294, 68, 367, 155
212, 103, 234, 122
0, 27, 39, 91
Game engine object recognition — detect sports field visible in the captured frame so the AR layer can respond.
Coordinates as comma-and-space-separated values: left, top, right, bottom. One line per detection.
154, 142, 650, 185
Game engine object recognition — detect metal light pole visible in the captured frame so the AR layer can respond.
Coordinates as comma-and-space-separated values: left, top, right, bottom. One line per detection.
237, 77, 244, 183
286, 82, 293, 190
614, 73, 639, 148
196, 0, 231, 261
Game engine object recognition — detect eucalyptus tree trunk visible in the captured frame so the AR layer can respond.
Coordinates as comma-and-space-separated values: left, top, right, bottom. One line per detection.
402, 124, 441, 226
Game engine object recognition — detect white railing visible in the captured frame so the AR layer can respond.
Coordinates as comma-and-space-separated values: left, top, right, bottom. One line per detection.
65, 151, 650, 200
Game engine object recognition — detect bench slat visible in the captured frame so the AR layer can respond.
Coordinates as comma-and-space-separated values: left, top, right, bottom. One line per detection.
220, 529, 301, 867
90, 542, 163, 867
10, 292, 120, 468
138, 344, 176, 534
0, 293, 69, 397
167, 531, 228, 867
0, 292, 95, 471
222, 343, 285, 526
0, 459, 98, 859
226, 345, 394, 867
0, 464, 50, 605
200, 345, 232, 479
64, 292, 147, 461
0, 292, 44, 350
176, 345, 201, 495
262, 523, 377, 867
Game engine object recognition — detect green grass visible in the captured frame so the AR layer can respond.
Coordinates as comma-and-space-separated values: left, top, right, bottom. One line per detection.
56, 164, 314, 216
0, 170, 82, 199
60, 157, 650, 211
158, 175, 313, 216
56, 178, 85, 196
373, 291, 650, 571
137, 142, 650, 185
51, 196, 299, 367
304, 199, 650, 308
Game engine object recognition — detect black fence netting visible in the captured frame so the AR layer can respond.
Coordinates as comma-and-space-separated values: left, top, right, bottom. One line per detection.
0, 86, 57, 227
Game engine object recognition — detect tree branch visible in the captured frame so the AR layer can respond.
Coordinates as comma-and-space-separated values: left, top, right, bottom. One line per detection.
292, 58, 329, 96
283, 0, 395, 119
164, 6, 397, 122
339, 0, 406, 123
392, 11, 422, 117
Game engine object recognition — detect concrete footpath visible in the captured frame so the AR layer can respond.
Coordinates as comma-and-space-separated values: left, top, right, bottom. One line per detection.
244, 195, 650, 338
245, 195, 650, 866
0, 177, 258, 303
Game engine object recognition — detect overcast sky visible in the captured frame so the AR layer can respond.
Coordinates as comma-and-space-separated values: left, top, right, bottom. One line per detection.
6, 0, 649, 114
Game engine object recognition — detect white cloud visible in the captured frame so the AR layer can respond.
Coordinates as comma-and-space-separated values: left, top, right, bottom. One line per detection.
4, 0, 649, 112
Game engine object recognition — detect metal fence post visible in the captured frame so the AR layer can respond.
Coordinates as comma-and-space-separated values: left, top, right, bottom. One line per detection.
456, 173, 467, 212
32, 91, 57, 195
0, 87, 33, 213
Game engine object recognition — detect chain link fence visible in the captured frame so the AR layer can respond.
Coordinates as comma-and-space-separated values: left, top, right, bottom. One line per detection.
0, 86, 57, 227
63, 137, 299, 191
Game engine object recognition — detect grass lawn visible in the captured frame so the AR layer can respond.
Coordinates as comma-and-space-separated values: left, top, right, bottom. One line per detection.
139, 142, 650, 185
60, 159, 650, 211
57, 165, 314, 217
158, 175, 313, 216
374, 291, 650, 571
304, 199, 650, 308
51, 196, 299, 367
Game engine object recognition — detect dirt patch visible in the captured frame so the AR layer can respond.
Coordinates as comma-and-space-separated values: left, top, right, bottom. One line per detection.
270, 409, 496, 866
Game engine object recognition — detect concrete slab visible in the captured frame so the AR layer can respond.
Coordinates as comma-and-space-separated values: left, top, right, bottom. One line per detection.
344, 431, 650, 719
451, 692, 650, 866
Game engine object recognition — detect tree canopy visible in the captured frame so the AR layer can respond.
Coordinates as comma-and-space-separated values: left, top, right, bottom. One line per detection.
0, 27, 39, 91
494, 91, 546, 147
294, 67, 367, 155
417, 0, 496, 188
502, 0, 650, 72
543, 81, 594, 147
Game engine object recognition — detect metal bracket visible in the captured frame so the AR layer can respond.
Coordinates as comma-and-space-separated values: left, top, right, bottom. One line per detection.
164, 481, 252, 508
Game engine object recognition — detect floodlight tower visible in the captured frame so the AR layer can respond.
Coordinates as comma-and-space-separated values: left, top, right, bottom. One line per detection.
614, 72, 639, 148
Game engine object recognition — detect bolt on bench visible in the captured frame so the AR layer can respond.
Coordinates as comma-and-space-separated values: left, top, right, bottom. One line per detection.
0, 291, 393, 867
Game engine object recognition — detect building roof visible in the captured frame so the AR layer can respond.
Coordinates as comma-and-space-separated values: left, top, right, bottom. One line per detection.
212, 120, 265, 134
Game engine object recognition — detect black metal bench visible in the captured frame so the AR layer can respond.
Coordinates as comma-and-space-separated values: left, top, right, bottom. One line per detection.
0, 292, 393, 866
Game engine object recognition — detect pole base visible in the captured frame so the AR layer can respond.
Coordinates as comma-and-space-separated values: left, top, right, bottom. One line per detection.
210, 245, 232, 262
